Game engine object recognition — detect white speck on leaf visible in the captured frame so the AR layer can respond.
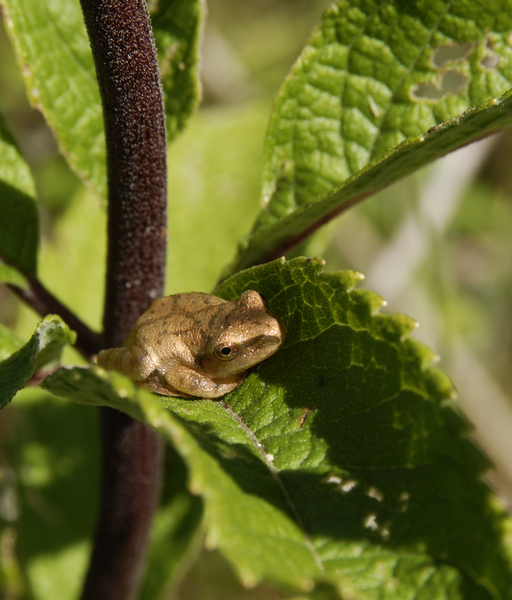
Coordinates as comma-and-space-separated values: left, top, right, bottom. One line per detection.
367, 486, 384, 501
364, 513, 378, 530
341, 479, 358, 493
327, 475, 342, 484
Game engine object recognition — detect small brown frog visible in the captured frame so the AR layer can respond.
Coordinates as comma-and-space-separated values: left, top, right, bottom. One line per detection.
97, 290, 285, 398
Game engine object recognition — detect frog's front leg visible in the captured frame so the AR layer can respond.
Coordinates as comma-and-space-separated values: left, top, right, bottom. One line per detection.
162, 366, 244, 399
97, 346, 156, 382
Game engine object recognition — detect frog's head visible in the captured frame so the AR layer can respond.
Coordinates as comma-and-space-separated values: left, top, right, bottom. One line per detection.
200, 290, 285, 379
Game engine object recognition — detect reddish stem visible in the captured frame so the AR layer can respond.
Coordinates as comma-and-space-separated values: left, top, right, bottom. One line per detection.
78, 1, 167, 599
8, 277, 100, 358
81, 411, 163, 600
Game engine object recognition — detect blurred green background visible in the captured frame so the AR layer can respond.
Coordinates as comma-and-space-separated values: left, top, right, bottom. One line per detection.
1, 0, 512, 598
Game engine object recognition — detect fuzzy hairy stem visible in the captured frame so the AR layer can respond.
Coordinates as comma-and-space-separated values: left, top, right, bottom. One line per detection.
79, 1, 167, 599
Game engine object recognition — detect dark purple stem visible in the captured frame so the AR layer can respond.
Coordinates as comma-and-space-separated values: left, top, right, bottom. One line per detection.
78, 1, 167, 599
81, 411, 163, 600
8, 277, 100, 358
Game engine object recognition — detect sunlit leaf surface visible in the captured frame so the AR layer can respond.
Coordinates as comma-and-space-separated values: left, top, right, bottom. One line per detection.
43, 258, 512, 599
227, 1, 512, 274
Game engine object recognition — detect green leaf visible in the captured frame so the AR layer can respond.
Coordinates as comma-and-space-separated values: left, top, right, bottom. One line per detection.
0, 315, 76, 409
34, 315, 76, 371
140, 495, 203, 600
42, 258, 512, 599
0, 261, 28, 287
227, 1, 512, 273
0, 0, 203, 197
0, 322, 24, 361
0, 0, 106, 197
165, 102, 269, 294
0, 333, 38, 409
4, 391, 99, 600
0, 116, 38, 276
150, 0, 204, 143
35, 187, 107, 333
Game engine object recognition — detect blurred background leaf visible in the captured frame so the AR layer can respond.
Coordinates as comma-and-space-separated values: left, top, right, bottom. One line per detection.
150, 0, 204, 143
0, 0, 205, 198
165, 101, 269, 294
0, 0, 106, 197
0, 116, 37, 278
0, 322, 23, 361
0, 390, 98, 600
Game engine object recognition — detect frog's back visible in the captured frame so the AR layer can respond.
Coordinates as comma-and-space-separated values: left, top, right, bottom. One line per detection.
126, 292, 227, 343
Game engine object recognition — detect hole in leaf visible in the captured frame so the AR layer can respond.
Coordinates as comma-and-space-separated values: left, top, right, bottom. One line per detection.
367, 486, 384, 501
410, 70, 467, 101
399, 491, 410, 512
364, 513, 378, 530
480, 38, 500, 70
481, 53, 500, 69
341, 479, 358, 493
327, 475, 342, 484
431, 42, 476, 67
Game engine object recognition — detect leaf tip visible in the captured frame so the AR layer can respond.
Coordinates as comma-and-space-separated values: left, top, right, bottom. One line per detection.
204, 532, 218, 551
448, 387, 459, 401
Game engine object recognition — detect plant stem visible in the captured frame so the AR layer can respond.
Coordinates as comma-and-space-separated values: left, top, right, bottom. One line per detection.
8, 277, 100, 358
78, 1, 167, 599
81, 410, 164, 600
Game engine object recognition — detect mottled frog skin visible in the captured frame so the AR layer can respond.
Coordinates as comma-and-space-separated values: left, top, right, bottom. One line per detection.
97, 290, 285, 398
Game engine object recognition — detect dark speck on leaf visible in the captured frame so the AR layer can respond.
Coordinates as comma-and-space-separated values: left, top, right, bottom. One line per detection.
318, 375, 324, 387
298, 407, 312, 428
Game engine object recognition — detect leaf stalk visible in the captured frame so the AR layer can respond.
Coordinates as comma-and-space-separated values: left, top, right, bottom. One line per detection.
8, 277, 100, 358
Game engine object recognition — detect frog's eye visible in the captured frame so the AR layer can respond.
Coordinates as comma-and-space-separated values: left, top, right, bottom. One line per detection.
214, 343, 239, 361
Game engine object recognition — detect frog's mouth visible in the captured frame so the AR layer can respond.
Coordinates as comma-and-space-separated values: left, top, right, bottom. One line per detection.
244, 334, 281, 353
